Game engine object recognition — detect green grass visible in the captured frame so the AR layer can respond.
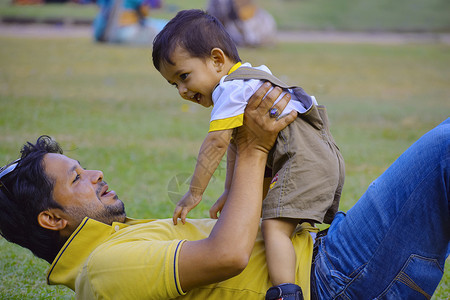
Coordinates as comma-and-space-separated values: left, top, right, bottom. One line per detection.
1, 0, 450, 32
0, 36, 449, 298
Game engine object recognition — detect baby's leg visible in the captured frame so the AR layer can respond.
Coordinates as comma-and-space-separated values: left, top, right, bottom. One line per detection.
262, 218, 299, 285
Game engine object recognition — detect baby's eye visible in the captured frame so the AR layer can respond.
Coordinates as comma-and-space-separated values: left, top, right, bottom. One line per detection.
179, 73, 188, 81
171, 82, 178, 89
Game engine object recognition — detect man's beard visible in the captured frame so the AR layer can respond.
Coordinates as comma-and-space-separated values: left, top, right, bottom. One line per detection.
101, 198, 126, 224
64, 197, 127, 227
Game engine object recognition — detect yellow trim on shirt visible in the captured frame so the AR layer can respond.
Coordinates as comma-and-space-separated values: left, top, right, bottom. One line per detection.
208, 62, 244, 132
209, 114, 244, 132
228, 62, 242, 75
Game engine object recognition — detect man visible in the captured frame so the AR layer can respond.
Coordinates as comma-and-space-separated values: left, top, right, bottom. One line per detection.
0, 83, 448, 299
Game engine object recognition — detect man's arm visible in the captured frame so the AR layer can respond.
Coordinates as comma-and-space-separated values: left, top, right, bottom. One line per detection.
177, 83, 296, 290
173, 129, 233, 224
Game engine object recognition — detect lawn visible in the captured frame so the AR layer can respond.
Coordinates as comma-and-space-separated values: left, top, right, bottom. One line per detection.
0, 35, 449, 298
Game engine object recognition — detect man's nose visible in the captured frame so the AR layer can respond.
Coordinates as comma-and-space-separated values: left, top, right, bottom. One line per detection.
89, 170, 103, 183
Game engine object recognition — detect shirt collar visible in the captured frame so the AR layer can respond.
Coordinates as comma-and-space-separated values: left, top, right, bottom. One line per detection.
47, 217, 152, 290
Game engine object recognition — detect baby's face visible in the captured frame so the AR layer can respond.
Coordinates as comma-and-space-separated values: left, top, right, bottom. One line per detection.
159, 46, 223, 108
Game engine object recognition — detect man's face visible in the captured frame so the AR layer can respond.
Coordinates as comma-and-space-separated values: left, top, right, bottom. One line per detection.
43, 153, 126, 230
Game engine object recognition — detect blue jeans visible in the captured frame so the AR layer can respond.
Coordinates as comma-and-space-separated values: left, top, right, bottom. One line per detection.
312, 118, 449, 299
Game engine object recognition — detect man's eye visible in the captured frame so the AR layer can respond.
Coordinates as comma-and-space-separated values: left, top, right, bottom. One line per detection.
73, 174, 80, 183
180, 73, 188, 81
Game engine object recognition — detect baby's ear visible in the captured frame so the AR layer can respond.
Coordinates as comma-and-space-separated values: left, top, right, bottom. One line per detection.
210, 48, 226, 72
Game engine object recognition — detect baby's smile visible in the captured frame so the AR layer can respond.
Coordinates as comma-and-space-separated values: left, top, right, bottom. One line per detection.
191, 92, 201, 102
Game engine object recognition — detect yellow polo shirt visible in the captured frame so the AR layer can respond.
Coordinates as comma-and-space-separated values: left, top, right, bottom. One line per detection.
47, 217, 316, 299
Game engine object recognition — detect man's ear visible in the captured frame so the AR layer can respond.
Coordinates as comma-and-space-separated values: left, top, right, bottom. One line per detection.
210, 48, 226, 72
38, 209, 68, 231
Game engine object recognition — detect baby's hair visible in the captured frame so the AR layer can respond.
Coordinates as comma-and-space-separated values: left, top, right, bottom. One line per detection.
152, 9, 241, 71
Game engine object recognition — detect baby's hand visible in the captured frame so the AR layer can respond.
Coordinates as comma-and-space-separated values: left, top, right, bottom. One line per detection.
173, 190, 203, 225
209, 191, 228, 219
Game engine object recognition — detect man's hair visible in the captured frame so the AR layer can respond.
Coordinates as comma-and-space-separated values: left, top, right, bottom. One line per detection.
152, 9, 241, 71
0, 135, 65, 263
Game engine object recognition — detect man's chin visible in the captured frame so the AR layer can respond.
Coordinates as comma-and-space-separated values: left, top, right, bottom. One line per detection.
105, 200, 126, 224
86, 199, 127, 225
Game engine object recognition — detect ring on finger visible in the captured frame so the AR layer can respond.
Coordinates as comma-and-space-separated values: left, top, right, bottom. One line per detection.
269, 108, 280, 119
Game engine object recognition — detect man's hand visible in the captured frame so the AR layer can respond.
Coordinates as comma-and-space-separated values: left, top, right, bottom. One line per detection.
173, 190, 203, 225
235, 82, 297, 154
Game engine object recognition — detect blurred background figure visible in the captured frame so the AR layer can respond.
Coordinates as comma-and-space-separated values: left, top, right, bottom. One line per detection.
93, 0, 168, 45
207, 0, 276, 47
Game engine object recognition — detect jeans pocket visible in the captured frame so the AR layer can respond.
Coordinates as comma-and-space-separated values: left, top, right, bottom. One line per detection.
375, 254, 444, 300
314, 251, 354, 298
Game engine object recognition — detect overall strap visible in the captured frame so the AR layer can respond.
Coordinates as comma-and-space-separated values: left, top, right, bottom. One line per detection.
225, 66, 325, 130
225, 67, 313, 107
224, 66, 297, 90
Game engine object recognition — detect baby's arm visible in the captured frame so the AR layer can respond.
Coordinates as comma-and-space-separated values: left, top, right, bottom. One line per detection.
209, 141, 237, 219
173, 128, 233, 224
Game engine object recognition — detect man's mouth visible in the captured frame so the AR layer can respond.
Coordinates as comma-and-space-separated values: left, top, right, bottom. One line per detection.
99, 184, 115, 198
